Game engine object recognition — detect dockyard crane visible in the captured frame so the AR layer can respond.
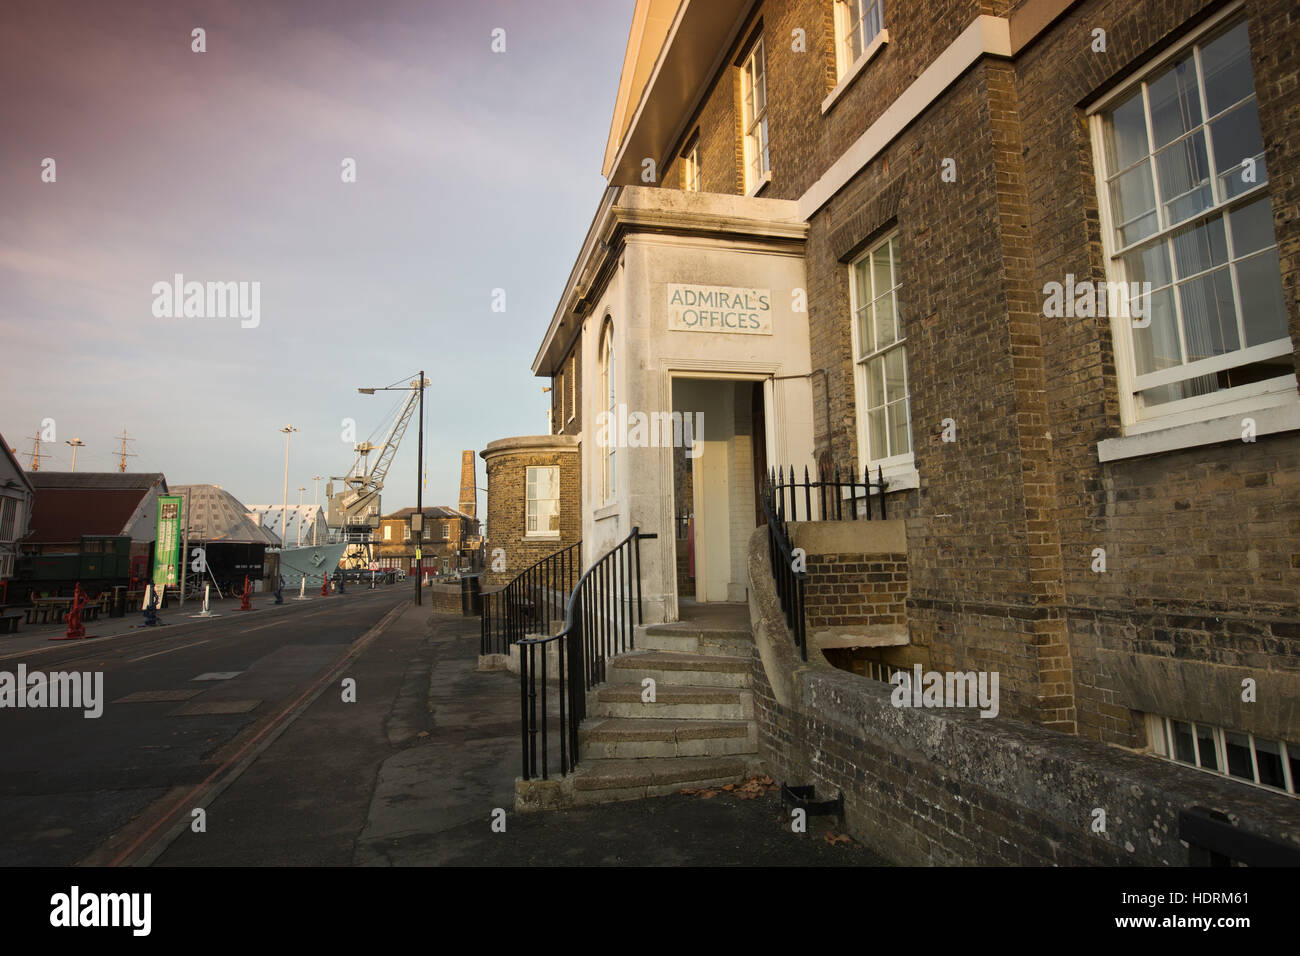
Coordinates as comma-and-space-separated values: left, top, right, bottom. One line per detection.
326, 375, 428, 542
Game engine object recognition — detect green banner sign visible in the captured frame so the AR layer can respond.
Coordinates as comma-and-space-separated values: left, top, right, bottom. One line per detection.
153, 495, 183, 589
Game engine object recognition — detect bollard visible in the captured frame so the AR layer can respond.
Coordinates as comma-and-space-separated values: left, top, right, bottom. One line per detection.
239, 575, 252, 611
320, 573, 330, 597
50, 583, 89, 641
297, 575, 308, 600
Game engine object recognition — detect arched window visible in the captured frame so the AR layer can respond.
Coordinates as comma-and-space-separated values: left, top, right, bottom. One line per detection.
600, 319, 616, 502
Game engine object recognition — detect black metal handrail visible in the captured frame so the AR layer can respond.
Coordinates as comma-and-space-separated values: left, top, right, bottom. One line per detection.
771, 463, 888, 522
760, 476, 808, 660
480, 540, 581, 656
517, 527, 657, 781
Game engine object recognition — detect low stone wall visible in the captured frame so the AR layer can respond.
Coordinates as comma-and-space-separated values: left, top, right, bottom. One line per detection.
746, 527, 1300, 865
427, 583, 465, 615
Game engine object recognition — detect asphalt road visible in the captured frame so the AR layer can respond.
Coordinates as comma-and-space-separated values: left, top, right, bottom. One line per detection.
0, 587, 405, 866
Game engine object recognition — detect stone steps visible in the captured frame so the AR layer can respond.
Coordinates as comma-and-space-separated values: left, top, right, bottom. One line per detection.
590, 684, 753, 720
607, 649, 750, 687
570, 755, 757, 805
579, 716, 755, 759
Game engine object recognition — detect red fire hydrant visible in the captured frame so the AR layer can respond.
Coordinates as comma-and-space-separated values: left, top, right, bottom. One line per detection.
239, 575, 252, 611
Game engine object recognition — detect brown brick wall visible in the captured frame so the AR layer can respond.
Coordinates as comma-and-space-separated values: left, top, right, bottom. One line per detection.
624, 0, 1300, 752
804, 551, 907, 629
481, 444, 581, 587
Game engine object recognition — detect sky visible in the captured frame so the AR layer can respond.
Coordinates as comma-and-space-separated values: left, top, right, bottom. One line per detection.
0, 0, 633, 515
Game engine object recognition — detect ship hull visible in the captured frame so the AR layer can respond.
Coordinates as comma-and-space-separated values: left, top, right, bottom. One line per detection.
272, 542, 348, 586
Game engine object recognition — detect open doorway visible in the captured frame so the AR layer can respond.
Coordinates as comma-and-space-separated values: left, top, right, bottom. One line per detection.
671, 378, 764, 604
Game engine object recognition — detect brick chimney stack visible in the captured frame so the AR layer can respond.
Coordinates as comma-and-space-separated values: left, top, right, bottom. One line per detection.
458, 449, 476, 518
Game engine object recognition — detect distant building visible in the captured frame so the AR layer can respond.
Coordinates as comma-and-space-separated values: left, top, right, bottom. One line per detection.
19, 471, 169, 592
173, 484, 279, 590
245, 503, 329, 548
0, 434, 35, 589
376, 506, 480, 578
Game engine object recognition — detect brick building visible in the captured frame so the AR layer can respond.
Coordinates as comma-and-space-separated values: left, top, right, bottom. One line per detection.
529, 0, 1300, 813
375, 506, 478, 578
479, 436, 581, 588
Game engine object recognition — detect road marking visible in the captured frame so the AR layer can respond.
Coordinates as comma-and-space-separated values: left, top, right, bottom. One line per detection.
126, 640, 210, 663
191, 671, 243, 681
169, 699, 261, 716
113, 689, 204, 703
99, 600, 407, 867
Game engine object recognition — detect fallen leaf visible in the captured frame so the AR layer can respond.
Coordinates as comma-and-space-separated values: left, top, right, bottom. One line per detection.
722, 784, 735, 791
700, 789, 718, 799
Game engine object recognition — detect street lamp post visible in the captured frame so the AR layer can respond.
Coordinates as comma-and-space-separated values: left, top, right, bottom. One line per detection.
312, 475, 323, 545
280, 426, 297, 564
296, 487, 306, 546
65, 438, 85, 472
358, 372, 427, 606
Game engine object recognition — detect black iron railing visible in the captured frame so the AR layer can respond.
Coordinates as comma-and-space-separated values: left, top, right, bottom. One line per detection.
517, 527, 657, 781
761, 475, 808, 660
480, 541, 581, 656
770, 464, 888, 522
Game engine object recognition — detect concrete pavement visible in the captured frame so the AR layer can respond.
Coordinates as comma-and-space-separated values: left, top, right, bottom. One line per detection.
152, 604, 886, 866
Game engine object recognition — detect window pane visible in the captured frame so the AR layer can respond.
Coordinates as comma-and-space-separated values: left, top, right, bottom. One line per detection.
1172, 217, 1228, 279
871, 243, 892, 298
1110, 162, 1158, 246
887, 399, 911, 457
1132, 287, 1181, 375
874, 294, 896, 349
1155, 131, 1212, 226
866, 356, 884, 408
1196, 724, 1220, 771
1211, 101, 1266, 200
1148, 57, 1202, 149
1290, 745, 1300, 794
1105, 91, 1150, 171
855, 305, 871, 359
1224, 731, 1253, 779
1201, 21, 1255, 117
884, 347, 907, 403
1123, 242, 1173, 290
1236, 248, 1289, 346
1178, 265, 1239, 360
1172, 720, 1196, 764
1229, 198, 1276, 256
1254, 738, 1286, 790
867, 407, 887, 461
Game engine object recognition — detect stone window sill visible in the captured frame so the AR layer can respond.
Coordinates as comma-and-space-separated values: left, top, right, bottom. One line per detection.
822, 29, 890, 115
1097, 401, 1300, 463
593, 503, 619, 521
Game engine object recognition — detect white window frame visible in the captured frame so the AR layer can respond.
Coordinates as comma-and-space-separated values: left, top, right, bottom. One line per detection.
740, 36, 770, 195
1088, 7, 1296, 436
403, 524, 410, 542
567, 353, 577, 422
526, 465, 561, 538
384, 525, 392, 542
1147, 713, 1296, 797
849, 232, 914, 478
834, 0, 884, 80
682, 138, 700, 192
441, 523, 451, 540
600, 320, 616, 504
